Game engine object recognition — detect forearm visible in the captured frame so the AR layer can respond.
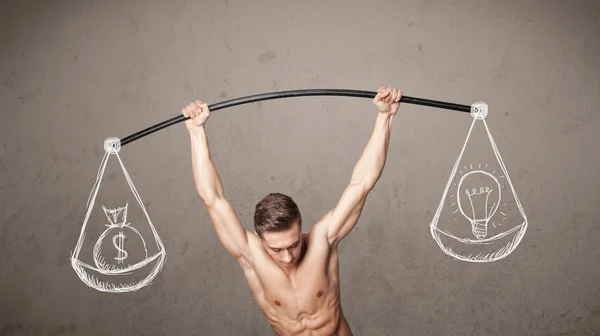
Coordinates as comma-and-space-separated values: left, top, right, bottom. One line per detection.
349, 112, 394, 190
189, 126, 225, 204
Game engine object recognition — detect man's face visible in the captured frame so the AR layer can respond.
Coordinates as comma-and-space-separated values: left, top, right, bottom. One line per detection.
260, 221, 303, 268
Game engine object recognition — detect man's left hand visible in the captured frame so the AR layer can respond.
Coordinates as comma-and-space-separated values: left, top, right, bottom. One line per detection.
373, 85, 402, 115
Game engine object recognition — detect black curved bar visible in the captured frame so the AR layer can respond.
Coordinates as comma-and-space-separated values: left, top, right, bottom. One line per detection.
120, 89, 471, 146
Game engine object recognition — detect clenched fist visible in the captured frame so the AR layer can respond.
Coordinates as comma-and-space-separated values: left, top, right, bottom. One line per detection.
182, 100, 211, 132
373, 85, 402, 115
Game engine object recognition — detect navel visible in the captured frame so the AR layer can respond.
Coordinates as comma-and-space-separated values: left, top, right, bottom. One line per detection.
317, 291, 323, 297
274, 300, 281, 306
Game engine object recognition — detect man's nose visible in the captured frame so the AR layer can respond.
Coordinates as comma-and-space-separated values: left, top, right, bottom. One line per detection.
283, 250, 292, 262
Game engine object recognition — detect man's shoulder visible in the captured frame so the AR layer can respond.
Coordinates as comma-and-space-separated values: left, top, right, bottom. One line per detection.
308, 216, 338, 247
246, 231, 262, 248
306, 222, 337, 253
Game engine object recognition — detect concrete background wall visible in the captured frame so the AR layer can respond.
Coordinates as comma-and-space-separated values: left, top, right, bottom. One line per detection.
1, 0, 599, 335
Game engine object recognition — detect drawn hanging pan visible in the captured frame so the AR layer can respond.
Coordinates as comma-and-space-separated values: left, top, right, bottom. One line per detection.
430, 102, 528, 262
72, 89, 528, 293
71, 137, 166, 293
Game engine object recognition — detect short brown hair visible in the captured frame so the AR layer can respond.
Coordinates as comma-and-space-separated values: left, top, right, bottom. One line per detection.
254, 193, 302, 238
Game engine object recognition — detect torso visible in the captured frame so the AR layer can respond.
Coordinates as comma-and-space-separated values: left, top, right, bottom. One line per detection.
239, 225, 352, 336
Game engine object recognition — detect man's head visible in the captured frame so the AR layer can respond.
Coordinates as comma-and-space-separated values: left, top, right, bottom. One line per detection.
254, 193, 303, 268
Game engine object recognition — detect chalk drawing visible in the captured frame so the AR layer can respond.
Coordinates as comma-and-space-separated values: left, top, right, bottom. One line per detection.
71, 137, 166, 292
430, 102, 528, 262
92, 203, 149, 271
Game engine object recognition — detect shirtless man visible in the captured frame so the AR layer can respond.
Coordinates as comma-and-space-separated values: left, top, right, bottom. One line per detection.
182, 85, 402, 336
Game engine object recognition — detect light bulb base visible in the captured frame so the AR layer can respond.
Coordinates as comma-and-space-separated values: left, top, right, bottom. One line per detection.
471, 220, 488, 239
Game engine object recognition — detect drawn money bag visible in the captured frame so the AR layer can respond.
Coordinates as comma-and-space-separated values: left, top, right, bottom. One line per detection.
430, 103, 528, 262
93, 204, 148, 271
71, 138, 166, 292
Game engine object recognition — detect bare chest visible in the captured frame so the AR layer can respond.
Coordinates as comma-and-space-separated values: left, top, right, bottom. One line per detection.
264, 262, 339, 316
244, 237, 342, 329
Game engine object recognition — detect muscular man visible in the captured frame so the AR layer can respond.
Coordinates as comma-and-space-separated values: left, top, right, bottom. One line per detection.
182, 85, 402, 336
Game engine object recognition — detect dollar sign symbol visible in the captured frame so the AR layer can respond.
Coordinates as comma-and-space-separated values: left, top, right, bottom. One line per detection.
112, 231, 128, 263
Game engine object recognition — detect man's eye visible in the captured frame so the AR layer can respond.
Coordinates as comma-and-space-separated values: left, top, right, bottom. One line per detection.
273, 249, 280, 252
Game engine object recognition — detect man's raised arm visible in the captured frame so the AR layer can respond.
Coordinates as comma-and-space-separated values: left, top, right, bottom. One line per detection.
319, 86, 402, 245
183, 100, 252, 264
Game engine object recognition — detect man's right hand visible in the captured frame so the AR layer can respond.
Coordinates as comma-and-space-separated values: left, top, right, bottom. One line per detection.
182, 100, 211, 132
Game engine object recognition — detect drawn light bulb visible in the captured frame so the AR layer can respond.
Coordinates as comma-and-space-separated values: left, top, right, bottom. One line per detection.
456, 170, 501, 239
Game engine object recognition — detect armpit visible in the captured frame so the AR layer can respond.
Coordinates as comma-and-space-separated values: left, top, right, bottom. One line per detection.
238, 254, 254, 270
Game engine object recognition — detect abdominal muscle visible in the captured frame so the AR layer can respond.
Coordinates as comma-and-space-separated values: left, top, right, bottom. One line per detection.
264, 289, 352, 336
244, 233, 353, 336
271, 313, 352, 336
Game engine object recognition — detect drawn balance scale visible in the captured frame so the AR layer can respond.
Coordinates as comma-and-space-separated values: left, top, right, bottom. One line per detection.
71, 90, 528, 293
71, 138, 166, 293
430, 102, 528, 262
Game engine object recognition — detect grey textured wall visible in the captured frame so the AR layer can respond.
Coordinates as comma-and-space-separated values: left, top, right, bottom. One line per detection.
1, 0, 599, 335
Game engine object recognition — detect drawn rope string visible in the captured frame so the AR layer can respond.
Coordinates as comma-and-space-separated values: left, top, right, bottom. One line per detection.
74, 146, 155, 260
